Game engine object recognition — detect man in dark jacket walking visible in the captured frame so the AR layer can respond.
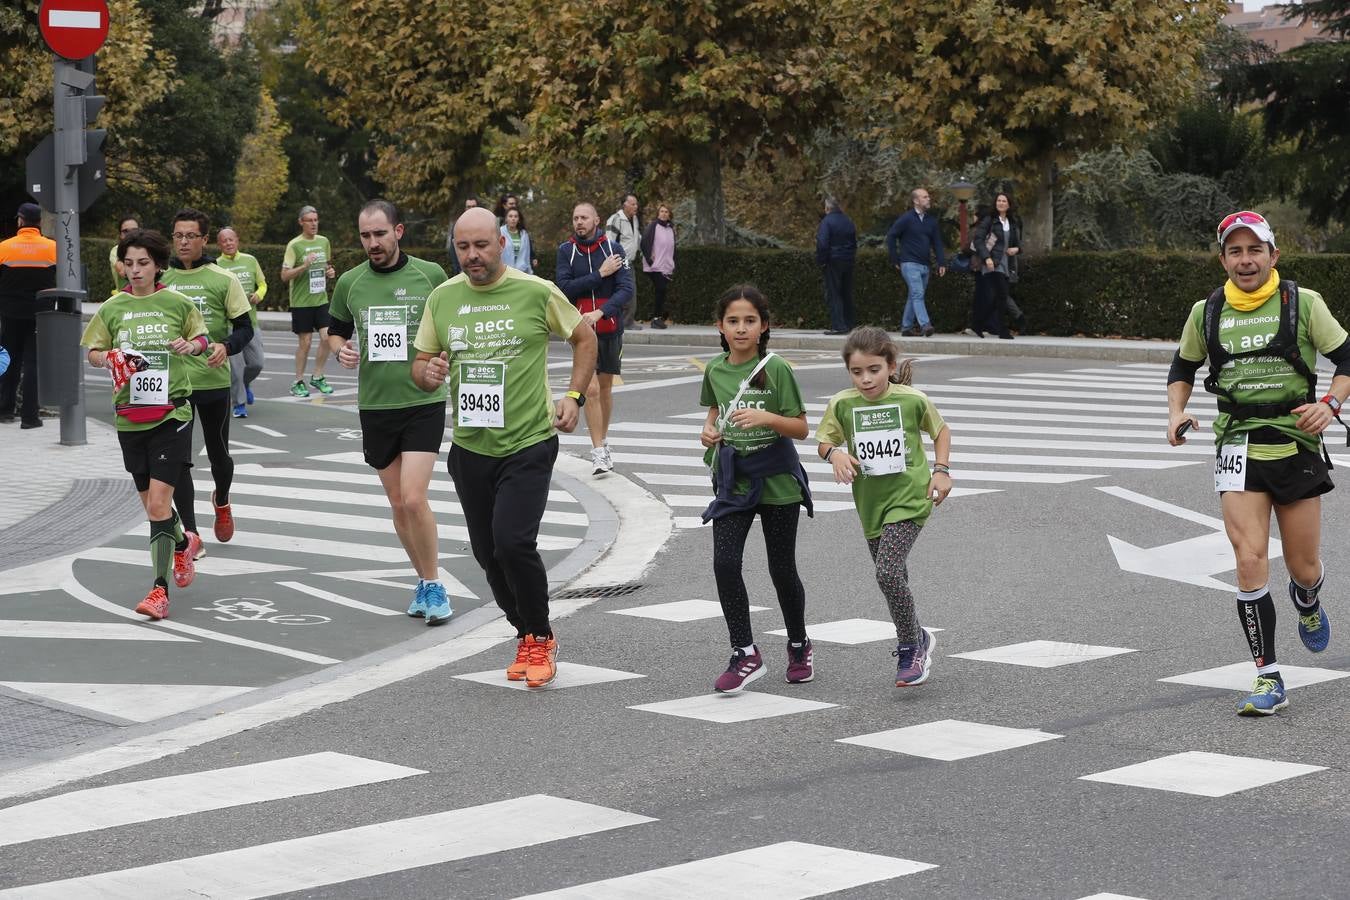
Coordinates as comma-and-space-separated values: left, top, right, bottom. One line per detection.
885, 188, 946, 337
556, 202, 635, 477
816, 198, 857, 335
0, 203, 57, 428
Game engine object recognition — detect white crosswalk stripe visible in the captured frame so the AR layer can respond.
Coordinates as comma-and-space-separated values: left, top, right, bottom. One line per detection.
0, 794, 654, 899
614, 364, 1208, 528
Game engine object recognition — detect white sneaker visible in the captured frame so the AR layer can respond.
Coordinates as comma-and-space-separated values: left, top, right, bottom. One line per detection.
591, 445, 613, 477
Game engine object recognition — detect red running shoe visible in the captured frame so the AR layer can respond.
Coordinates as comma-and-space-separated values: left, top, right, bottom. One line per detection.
212, 491, 235, 542
173, 532, 201, 588
135, 585, 170, 620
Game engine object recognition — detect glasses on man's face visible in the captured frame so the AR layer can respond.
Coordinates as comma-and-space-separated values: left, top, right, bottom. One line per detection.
172, 233, 202, 242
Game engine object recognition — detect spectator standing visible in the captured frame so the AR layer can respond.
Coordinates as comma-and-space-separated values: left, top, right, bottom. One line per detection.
970, 192, 1020, 340
0, 203, 56, 429
500, 207, 535, 274
885, 188, 946, 337
815, 198, 857, 335
640, 202, 676, 330
215, 226, 267, 418
556, 202, 635, 477
605, 193, 643, 330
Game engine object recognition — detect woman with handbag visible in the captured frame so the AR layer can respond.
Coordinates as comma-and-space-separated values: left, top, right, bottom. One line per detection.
971, 192, 1021, 340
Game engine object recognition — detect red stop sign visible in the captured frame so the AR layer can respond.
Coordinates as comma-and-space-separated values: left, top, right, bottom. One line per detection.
38, 0, 109, 60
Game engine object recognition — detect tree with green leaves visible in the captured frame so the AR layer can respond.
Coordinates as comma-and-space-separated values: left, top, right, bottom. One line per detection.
841, 0, 1227, 252
510, 0, 848, 244
293, 0, 514, 227
1236, 1, 1350, 225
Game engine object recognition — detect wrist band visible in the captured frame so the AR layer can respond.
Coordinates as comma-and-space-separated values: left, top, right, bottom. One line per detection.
933, 464, 951, 474
825, 446, 838, 461
194, 335, 209, 355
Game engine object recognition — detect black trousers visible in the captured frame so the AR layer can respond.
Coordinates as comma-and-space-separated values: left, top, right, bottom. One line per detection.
449, 436, 559, 637
647, 271, 670, 319
0, 315, 38, 423
972, 271, 1009, 336
174, 388, 233, 534
823, 262, 855, 332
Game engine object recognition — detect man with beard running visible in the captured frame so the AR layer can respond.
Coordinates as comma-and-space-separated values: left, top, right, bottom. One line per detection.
328, 200, 453, 624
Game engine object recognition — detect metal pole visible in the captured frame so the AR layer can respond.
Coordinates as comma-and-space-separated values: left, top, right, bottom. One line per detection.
53, 57, 87, 446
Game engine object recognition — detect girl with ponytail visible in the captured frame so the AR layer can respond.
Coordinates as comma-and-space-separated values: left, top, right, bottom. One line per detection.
698, 284, 815, 693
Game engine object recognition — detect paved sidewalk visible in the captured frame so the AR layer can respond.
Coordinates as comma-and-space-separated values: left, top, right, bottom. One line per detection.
0, 414, 129, 531
81, 304, 1182, 364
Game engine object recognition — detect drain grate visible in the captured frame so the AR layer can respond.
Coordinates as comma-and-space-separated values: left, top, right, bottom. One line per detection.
552, 583, 644, 600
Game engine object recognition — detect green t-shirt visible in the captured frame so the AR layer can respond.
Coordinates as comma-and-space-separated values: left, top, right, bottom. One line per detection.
217, 251, 267, 329
80, 288, 207, 432
283, 234, 332, 308
161, 261, 253, 393
413, 268, 583, 457
108, 245, 128, 293
330, 253, 448, 410
699, 353, 806, 505
816, 383, 947, 537
1179, 286, 1348, 460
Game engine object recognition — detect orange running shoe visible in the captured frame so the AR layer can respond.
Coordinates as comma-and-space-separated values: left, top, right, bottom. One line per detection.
524, 634, 558, 688
173, 532, 202, 588
135, 585, 170, 620
506, 638, 530, 681
212, 491, 235, 542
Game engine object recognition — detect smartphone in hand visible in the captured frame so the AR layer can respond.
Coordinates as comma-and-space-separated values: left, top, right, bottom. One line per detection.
1175, 420, 1192, 440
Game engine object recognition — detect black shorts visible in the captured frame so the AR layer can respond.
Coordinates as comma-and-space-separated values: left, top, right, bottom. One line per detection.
359, 401, 447, 470
119, 414, 194, 490
596, 333, 623, 375
291, 304, 331, 334
1231, 445, 1334, 506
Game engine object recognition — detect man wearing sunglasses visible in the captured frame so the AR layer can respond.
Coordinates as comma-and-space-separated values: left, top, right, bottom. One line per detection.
1167, 211, 1350, 716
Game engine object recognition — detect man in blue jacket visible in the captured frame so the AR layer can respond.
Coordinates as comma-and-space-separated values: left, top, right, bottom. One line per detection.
815, 198, 857, 335
556, 202, 634, 476
886, 188, 947, 337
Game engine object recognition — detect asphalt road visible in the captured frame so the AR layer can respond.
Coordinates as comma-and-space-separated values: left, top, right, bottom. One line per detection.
1, 344, 1348, 899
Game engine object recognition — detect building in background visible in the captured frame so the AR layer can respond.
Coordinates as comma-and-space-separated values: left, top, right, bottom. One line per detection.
1224, 2, 1334, 52
199, 0, 275, 46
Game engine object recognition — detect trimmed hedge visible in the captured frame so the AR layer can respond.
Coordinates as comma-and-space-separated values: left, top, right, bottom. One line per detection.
85, 238, 1350, 340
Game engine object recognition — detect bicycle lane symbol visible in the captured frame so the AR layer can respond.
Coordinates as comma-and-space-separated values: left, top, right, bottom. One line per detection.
316, 427, 363, 441
194, 597, 332, 625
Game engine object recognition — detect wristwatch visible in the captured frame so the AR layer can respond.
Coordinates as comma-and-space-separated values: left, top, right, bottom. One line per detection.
1321, 393, 1342, 414
565, 390, 586, 407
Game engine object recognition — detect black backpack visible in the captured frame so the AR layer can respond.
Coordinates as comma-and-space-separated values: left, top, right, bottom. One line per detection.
1201, 280, 1345, 457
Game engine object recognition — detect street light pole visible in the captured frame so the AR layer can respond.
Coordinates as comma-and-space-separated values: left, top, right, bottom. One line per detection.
948, 181, 977, 252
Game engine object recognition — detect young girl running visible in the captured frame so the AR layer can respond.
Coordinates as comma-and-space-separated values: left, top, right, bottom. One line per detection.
816, 327, 952, 686
699, 285, 813, 693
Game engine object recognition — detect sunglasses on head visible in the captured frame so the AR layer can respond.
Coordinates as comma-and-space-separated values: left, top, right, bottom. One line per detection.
1217, 211, 1268, 242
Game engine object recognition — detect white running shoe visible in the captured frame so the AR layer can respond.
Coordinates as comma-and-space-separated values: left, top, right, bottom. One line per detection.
591, 445, 613, 477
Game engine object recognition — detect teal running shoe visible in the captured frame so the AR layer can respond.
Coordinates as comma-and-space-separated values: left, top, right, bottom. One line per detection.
1288, 583, 1331, 652
407, 582, 427, 618
1237, 676, 1289, 716
424, 582, 452, 626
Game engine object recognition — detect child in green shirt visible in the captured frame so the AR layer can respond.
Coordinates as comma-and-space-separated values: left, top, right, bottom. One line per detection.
816, 327, 953, 687
698, 285, 813, 693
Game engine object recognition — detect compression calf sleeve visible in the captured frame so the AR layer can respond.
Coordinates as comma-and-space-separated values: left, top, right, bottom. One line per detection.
150, 516, 176, 589
1236, 586, 1278, 674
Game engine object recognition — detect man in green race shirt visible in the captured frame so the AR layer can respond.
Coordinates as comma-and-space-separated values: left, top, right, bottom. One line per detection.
328, 200, 453, 624
108, 214, 138, 295
216, 226, 267, 418
1168, 210, 1350, 717
280, 205, 336, 397
413, 206, 597, 688
161, 209, 254, 556
82, 228, 210, 620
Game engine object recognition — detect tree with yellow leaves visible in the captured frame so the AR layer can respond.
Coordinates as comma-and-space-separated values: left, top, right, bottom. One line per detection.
839, 0, 1226, 251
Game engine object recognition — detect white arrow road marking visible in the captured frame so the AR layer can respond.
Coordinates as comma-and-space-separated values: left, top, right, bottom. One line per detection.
319, 566, 480, 601
1099, 486, 1282, 592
